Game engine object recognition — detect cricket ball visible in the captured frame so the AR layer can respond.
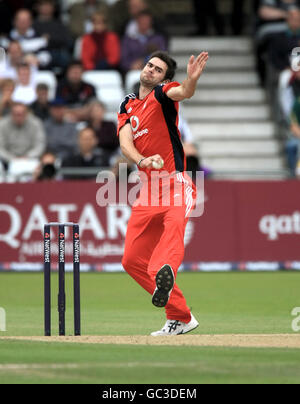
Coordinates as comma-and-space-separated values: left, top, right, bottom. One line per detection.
152, 159, 164, 170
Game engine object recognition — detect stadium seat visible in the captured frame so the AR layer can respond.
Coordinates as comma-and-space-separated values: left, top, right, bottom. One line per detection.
125, 70, 141, 94
35, 71, 57, 100
82, 70, 123, 90
104, 111, 118, 123
96, 87, 125, 112
83, 70, 124, 112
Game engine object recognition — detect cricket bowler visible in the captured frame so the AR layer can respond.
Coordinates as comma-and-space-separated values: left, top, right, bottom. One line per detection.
118, 50, 208, 335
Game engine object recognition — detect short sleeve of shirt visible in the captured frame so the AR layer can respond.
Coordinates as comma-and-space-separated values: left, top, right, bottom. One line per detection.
154, 81, 180, 104
162, 81, 181, 94
117, 97, 130, 137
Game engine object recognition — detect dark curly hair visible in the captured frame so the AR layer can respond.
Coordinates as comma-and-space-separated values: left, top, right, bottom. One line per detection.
148, 51, 177, 81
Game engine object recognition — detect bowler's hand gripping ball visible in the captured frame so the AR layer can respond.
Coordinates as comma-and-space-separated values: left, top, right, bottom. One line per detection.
152, 158, 164, 170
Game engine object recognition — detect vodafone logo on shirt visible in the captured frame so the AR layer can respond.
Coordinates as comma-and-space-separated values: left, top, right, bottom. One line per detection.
130, 116, 139, 132
130, 116, 149, 140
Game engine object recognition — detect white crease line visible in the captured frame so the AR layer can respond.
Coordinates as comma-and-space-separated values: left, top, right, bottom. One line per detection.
0, 362, 203, 371
0, 363, 80, 370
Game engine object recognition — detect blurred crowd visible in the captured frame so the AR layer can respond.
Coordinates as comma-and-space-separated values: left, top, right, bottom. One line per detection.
0, 0, 166, 181
1, 0, 300, 180
0, 0, 210, 182
252, 0, 300, 178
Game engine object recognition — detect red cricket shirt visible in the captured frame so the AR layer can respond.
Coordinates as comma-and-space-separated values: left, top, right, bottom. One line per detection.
117, 81, 186, 177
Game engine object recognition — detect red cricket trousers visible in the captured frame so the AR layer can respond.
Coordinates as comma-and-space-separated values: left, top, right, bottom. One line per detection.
122, 174, 195, 323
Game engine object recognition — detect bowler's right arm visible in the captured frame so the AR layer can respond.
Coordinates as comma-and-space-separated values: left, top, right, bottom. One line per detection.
119, 124, 163, 169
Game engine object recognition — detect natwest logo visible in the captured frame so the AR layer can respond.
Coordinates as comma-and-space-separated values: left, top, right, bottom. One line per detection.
259, 212, 300, 240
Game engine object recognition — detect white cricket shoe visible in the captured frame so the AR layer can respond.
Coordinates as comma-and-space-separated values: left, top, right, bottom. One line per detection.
150, 314, 199, 336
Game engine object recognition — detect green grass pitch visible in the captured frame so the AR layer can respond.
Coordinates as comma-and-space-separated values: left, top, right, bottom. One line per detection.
0, 271, 300, 384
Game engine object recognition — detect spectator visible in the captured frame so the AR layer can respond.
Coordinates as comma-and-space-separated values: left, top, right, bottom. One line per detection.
179, 114, 200, 157
0, 79, 16, 117
33, 149, 58, 181
81, 11, 120, 71
44, 98, 78, 161
192, 0, 225, 36
121, 9, 168, 72
290, 65, 300, 99
30, 82, 51, 120
109, 0, 165, 37
0, 41, 23, 81
62, 126, 109, 180
0, 40, 38, 84
56, 60, 97, 122
286, 98, 300, 176
33, 0, 73, 71
256, 0, 300, 83
87, 101, 119, 160
278, 67, 295, 122
269, 8, 300, 72
110, 0, 146, 35
257, 0, 298, 38
68, 0, 108, 38
12, 62, 37, 105
8, 9, 52, 68
123, 0, 149, 37
277, 55, 300, 125
0, 102, 46, 164
179, 112, 212, 179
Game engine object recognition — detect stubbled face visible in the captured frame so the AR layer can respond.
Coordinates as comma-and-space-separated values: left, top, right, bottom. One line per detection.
140, 57, 168, 88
